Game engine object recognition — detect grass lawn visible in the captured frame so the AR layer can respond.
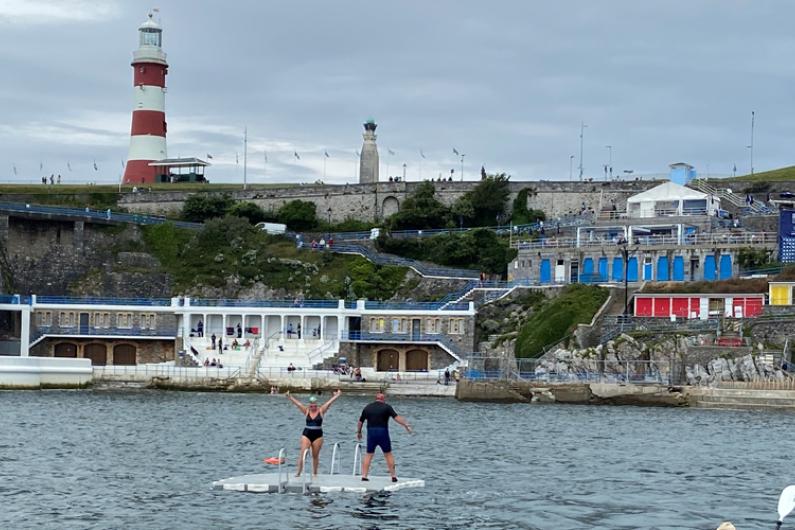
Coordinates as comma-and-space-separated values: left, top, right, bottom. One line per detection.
719, 166, 795, 183
0, 182, 300, 194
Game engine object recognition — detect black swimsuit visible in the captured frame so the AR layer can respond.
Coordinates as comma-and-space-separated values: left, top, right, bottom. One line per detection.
302, 412, 323, 443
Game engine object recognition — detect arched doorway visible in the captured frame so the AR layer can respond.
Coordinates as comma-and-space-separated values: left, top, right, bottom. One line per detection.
377, 349, 399, 372
54, 342, 77, 358
83, 343, 107, 366
382, 196, 400, 218
405, 350, 429, 372
113, 344, 137, 366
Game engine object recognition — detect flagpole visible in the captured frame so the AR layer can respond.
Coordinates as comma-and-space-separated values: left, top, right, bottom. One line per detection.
243, 126, 248, 190
323, 154, 327, 180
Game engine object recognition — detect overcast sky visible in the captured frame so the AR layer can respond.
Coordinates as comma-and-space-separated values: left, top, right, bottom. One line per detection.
1, 0, 794, 185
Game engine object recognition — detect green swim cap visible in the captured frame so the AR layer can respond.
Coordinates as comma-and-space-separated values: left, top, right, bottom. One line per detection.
309, 396, 318, 403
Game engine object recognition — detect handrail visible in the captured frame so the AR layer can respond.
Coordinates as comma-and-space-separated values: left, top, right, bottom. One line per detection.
277, 447, 286, 494
301, 448, 311, 494
36, 295, 173, 306
352, 443, 362, 476
329, 442, 342, 475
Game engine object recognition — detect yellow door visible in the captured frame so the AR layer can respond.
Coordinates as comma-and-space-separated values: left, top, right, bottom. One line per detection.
771, 285, 790, 305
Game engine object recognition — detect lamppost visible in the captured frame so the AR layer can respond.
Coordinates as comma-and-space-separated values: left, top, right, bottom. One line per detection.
569, 155, 574, 180
619, 240, 638, 318
327, 207, 332, 240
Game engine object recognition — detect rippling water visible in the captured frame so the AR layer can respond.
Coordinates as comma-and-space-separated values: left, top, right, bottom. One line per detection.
1, 390, 793, 529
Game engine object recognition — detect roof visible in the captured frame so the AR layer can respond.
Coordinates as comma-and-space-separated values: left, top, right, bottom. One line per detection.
636, 293, 765, 298
669, 162, 694, 169
148, 158, 210, 167
139, 13, 162, 31
627, 181, 711, 203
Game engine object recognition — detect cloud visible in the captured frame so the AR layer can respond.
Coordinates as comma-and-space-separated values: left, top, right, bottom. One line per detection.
0, 0, 120, 24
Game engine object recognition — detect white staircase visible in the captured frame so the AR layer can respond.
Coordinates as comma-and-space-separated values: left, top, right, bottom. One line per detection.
188, 336, 258, 368
693, 179, 769, 214
259, 333, 340, 370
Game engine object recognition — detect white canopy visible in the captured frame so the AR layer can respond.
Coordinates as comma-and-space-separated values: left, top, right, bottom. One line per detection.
627, 181, 719, 218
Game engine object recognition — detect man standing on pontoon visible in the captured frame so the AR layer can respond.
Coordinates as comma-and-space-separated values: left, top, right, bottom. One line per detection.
356, 392, 412, 482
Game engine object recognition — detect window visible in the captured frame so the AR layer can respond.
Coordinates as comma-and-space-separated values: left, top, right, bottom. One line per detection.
449, 318, 465, 335
370, 317, 385, 333
37, 311, 52, 327
93, 312, 110, 328
391, 319, 400, 334
117, 313, 133, 329
426, 318, 441, 334
59, 311, 76, 327
400, 318, 409, 333
140, 313, 157, 330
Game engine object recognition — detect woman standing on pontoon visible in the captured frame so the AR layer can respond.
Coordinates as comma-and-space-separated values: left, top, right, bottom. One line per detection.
286, 390, 342, 477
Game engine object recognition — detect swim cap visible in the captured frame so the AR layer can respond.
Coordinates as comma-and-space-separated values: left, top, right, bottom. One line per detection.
309, 396, 318, 403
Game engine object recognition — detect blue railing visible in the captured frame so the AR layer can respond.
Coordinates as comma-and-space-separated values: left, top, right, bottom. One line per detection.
320, 243, 480, 279
0, 294, 29, 304
363, 300, 470, 311
0, 202, 201, 230
189, 298, 340, 309
36, 296, 173, 306
340, 330, 464, 355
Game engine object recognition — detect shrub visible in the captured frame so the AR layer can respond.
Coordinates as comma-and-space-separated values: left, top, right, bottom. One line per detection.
181, 193, 234, 222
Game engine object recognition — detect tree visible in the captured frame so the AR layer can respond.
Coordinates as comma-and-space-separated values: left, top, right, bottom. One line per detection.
228, 202, 272, 225
511, 188, 546, 225
277, 200, 318, 231
453, 173, 511, 227
387, 181, 452, 230
181, 193, 234, 222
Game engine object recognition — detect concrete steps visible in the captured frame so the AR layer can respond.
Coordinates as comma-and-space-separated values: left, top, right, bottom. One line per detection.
688, 388, 795, 409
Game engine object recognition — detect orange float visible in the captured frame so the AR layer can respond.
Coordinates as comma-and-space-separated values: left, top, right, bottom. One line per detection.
263, 456, 285, 465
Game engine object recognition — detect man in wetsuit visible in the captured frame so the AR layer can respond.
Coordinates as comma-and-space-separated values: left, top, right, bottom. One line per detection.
356, 392, 412, 482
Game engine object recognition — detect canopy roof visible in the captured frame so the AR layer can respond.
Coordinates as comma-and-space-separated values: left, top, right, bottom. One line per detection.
628, 181, 710, 203
148, 158, 210, 168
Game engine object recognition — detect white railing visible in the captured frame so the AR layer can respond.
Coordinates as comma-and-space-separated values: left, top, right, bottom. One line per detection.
512, 231, 777, 250
93, 364, 241, 382
306, 340, 340, 367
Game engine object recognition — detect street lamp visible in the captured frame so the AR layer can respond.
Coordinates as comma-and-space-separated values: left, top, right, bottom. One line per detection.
618, 239, 638, 318
569, 155, 574, 180
327, 207, 332, 239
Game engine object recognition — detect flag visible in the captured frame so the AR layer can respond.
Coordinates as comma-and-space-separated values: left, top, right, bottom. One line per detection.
235, 152, 239, 165
39, 162, 43, 170
12, 165, 17, 176
388, 149, 395, 156
324, 151, 330, 158
206, 153, 213, 159
93, 160, 98, 171
67, 162, 72, 171
355, 150, 360, 158
263, 152, 268, 163
733, 163, 737, 173
121, 160, 125, 169
452, 147, 459, 156
293, 151, 300, 160
420, 150, 426, 159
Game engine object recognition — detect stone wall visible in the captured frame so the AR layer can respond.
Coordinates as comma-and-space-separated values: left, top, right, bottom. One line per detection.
118, 179, 662, 222
30, 338, 175, 365
341, 343, 453, 371
359, 313, 475, 353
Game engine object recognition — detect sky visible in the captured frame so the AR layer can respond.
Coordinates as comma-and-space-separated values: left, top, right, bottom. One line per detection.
1, 0, 794, 185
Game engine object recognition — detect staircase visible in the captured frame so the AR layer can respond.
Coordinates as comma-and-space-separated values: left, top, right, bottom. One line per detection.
692, 180, 774, 215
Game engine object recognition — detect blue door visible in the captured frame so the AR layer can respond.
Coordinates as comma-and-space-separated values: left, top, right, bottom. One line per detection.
643, 259, 653, 281
719, 254, 732, 280
627, 257, 639, 282
582, 258, 594, 283
598, 257, 609, 282
704, 255, 717, 281
656, 257, 669, 281
672, 256, 685, 281
540, 259, 551, 284
612, 257, 624, 282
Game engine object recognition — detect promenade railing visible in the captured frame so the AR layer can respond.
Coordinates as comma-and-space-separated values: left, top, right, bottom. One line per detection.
0, 202, 201, 230
93, 364, 241, 382
36, 295, 173, 306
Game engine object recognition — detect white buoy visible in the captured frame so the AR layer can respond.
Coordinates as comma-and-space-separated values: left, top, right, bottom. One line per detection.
777, 485, 795, 529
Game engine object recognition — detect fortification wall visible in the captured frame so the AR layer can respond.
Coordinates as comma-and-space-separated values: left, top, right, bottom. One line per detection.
118, 179, 662, 222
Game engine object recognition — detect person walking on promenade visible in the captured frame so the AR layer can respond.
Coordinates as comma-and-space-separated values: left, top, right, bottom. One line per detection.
286, 390, 342, 478
356, 392, 412, 482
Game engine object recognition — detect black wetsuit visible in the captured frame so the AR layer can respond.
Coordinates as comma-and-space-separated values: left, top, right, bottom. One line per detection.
302, 412, 323, 442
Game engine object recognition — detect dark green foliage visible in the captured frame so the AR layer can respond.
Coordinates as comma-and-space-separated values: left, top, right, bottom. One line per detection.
388, 181, 452, 230
142, 217, 408, 299
511, 188, 546, 225
321, 217, 376, 233
515, 284, 609, 358
453, 173, 511, 227
737, 247, 777, 270
375, 228, 517, 276
277, 200, 318, 231
181, 193, 234, 222
228, 202, 273, 225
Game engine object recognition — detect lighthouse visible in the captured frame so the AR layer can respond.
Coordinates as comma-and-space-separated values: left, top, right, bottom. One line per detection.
358, 119, 379, 184
123, 12, 168, 184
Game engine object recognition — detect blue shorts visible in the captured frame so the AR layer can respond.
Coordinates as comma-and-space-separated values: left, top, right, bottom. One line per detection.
366, 427, 392, 454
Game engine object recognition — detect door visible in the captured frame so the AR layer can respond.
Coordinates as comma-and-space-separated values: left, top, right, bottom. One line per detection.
656, 257, 669, 281
83, 343, 107, 366
554, 259, 566, 283
377, 349, 399, 371
690, 257, 699, 281
79, 312, 90, 334
570, 260, 579, 284
348, 317, 361, 340
612, 257, 624, 282
673, 256, 685, 281
405, 350, 428, 371
627, 257, 639, 282
719, 254, 732, 280
113, 344, 137, 365
581, 258, 593, 283
54, 343, 77, 357
411, 319, 422, 340
598, 257, 609, 282
643, 257, 653, 281
704, 255, 717, 281
540, 259, 551, 283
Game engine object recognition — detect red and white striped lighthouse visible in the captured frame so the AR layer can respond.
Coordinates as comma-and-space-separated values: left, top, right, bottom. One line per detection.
123, 12, 168, 184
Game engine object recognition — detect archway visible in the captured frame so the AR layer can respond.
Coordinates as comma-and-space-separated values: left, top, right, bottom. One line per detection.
113, 344, 137, 366
54, 342, 77, 358
377, 349, 399, 372
83, 343, 107, 366
405, 349, 429, 372
382, 196, 400, 218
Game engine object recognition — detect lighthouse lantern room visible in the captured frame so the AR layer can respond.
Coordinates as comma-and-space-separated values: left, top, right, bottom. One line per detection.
123, 12, 168, 184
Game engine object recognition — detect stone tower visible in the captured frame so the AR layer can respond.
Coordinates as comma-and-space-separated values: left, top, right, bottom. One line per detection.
359, 119, 379, 184
124, 11, 168, 184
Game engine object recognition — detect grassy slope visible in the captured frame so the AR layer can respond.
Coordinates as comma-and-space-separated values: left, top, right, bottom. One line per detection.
720, 166, 795, 183
515, 284, 609, 358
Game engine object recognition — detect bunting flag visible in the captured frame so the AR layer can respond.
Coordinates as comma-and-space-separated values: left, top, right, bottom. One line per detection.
121, 159, 125, 169
452, 147, 460, 156
206, 153, 214, 159
39, 162, 43, 171
733, 163, 737, 173
12, 164, 17, 176
293, 151, 301, 160
420, 150, 426, 159
388, 149, 395, 156
324, 151, 330, 158
93, 160, 98, 171
67, 162, 72, 171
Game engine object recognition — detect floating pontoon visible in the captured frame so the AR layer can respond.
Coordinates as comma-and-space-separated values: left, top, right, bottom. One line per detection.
213, 443, 425, 494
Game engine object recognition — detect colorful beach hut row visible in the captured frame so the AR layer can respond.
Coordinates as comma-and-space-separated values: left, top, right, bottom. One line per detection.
633, 293, 765, 320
